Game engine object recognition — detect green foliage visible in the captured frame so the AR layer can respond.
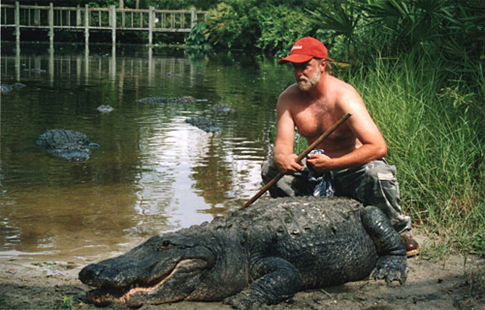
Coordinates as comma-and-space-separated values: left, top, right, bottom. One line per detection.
346, 53, 484, 252
256, 5, 313, 58
204, 1, 261, 50
305, 0, 362, 61
87, 0, 118, 8
61, 296, 73, 308
186, 22, 211, 49
151, 0, 218, 10
471, 233, 485, 256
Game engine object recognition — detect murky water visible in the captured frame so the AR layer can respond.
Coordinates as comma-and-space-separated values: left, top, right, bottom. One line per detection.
0, 43, 293, 263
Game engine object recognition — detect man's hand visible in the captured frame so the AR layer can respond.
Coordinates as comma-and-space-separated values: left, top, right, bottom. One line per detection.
306, 152, 333, 173
275, 153, 303, 173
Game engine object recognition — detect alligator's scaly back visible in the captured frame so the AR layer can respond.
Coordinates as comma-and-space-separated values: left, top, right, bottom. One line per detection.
36, 129, 98, 161
211, 197, 378, 288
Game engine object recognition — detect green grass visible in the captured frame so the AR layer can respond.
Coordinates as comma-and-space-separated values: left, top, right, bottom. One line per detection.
345, 53, 484, 255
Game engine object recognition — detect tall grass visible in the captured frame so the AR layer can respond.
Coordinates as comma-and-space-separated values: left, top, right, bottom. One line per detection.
344, 53, 484, 254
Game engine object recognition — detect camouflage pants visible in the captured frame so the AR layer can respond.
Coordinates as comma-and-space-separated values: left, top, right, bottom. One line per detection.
261, 158, 412, 234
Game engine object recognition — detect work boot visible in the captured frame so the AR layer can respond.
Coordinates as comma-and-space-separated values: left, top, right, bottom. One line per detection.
402, 234, 419, 257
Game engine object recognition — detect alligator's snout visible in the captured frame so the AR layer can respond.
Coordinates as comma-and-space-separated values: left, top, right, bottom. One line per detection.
79, 264, 102, 286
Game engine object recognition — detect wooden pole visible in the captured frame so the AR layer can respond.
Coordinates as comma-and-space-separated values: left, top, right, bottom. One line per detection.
34, 6, 40, 26
240, 113, 352, 209
14, 1, 20, 44
148, 6, 153, 45
110, 5, 116, 46
48, 3, 54, 46
190, 7, 196, 29
76, 5, 80, 26
84, 4, 89, 46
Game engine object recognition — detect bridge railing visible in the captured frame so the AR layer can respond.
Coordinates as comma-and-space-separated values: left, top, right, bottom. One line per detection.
0, 2, 207, 44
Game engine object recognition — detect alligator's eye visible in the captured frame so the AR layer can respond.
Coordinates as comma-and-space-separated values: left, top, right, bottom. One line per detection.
160, 240, 174, 249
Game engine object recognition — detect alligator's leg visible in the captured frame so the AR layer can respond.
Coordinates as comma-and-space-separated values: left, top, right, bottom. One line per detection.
361, 206, 407, 285
224, 256, 302, 310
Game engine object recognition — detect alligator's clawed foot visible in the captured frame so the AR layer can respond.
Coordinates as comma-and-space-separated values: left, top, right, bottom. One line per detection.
370, 255, 407, 285
223, 291, 262, 310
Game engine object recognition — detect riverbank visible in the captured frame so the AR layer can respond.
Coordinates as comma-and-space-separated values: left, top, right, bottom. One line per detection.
1, 232, 483, 309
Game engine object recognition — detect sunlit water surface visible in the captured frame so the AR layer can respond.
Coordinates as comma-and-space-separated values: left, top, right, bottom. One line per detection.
0, 43, 293, 263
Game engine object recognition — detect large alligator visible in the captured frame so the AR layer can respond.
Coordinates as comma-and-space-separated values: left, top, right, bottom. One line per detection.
79, 197, 407, 309
185, 116, 221, 132
136, 96, 207, 104
36, 129, 99, 162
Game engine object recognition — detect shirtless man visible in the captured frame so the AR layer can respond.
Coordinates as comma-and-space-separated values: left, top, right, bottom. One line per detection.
262, 37, 419, 256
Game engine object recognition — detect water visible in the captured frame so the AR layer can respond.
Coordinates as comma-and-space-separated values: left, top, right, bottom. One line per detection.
0, 43, 293, 263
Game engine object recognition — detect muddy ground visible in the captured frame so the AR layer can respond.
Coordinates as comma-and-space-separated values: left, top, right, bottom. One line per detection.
0, 233, 484, 310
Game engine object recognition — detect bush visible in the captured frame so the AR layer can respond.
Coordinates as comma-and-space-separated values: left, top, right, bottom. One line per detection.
204, 2, 261, 51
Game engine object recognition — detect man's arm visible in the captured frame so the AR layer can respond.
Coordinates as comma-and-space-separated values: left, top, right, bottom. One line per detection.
273, 93, 303, 173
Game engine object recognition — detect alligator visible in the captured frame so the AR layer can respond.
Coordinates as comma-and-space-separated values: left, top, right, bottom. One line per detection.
136, 96, 207, 104
36, 129, 99, 162
212, 103, 236, 113
23, 68, 46, 73
1, 82, 26, 94
96, 105, 114, 113
79, 196, 407, 309
185, 116, 221, 132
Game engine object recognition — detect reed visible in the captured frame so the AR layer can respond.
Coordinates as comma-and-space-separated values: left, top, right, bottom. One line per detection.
343, 52, 484, 254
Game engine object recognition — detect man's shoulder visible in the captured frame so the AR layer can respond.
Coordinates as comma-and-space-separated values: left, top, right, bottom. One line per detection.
328, 75, 356, 92
278, 84, 301, 104
280, 83, 300, 97
328, 76, 361, 103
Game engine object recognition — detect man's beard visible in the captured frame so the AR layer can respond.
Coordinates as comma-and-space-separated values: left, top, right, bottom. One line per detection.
297, 69, 321, 91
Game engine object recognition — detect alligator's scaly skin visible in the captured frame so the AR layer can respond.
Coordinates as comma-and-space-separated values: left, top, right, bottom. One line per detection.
36, 129, 98, 162
185, 117, 221, 132
79, 197, 407, 309
136, 96, 196, 104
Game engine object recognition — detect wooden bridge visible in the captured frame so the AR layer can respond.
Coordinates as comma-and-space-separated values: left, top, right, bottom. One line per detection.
0, 1, 207, 45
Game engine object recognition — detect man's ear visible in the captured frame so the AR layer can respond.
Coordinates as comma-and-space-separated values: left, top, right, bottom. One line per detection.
319, 60, 326, 72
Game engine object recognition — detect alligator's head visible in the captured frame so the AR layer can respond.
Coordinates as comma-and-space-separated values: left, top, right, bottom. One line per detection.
79, 232, 243, 307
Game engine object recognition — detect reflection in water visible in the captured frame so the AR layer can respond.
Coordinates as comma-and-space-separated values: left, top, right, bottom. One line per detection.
0, 43, 292, 262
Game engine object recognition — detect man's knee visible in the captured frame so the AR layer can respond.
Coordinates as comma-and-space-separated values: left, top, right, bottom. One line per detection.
261, 159, 280, 184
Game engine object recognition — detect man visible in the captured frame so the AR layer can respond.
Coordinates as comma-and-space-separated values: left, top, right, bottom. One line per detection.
262, 37, 419, 256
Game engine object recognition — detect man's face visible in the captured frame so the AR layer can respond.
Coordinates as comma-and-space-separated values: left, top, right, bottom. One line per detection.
293, 59, 322, 91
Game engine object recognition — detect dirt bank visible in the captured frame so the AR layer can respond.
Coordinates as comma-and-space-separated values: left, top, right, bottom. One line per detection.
0, 233, 483, 310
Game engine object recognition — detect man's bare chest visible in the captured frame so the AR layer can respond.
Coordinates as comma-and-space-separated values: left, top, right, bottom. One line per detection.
292, 105, 334, 139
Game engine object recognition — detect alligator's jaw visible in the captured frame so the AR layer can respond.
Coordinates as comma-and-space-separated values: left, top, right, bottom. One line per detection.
85, 259, 206, 306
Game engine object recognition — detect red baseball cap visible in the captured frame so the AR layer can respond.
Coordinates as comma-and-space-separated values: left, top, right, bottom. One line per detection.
278, 37, 328, 64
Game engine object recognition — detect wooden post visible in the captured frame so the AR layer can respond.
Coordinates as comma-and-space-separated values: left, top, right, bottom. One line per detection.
190, 7, 196, 29
110, 5, 116, 45
148, 6, 153, 45
14, 1, 20, 44
76, 5, 81, 26
48, 3, 54, 46
84, 4, 89, 46
15, 40, 20, 81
